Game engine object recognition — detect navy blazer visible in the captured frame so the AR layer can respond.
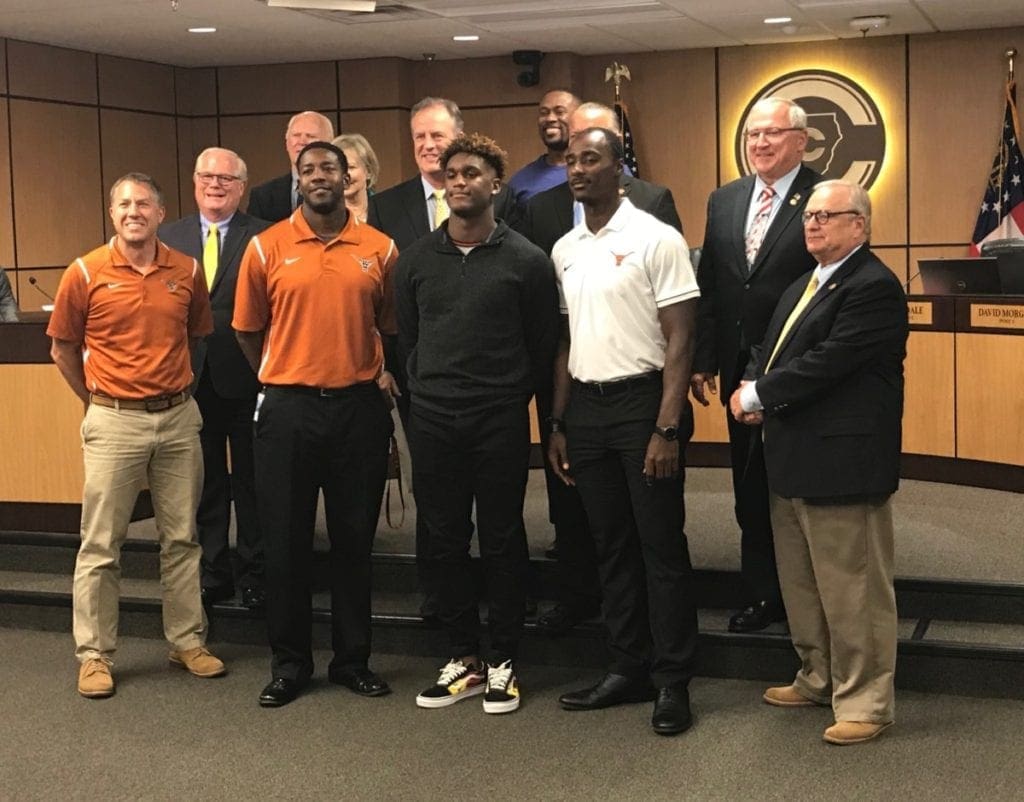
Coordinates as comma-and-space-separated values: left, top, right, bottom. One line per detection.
694, 165, 821, 397
519, 175, 682, 256
159, 211, 272, 399
368, 175, 521, 251
745, 246, 908, 500
246, 173, 293, 223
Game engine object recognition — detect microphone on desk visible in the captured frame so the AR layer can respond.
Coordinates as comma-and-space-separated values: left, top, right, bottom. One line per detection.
903, 270, 921, 293
28, 276, 56, 303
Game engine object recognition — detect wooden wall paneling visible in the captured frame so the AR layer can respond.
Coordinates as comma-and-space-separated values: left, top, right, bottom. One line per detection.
99, 110, 180, 240
338, 109, 414, 194
338, 58, 411, 109
908, 28, 1024, 247
461, 106, 540, 183
581, 50, 718, 245
217, 62, 337, 115
0, 39, 7, 91
0, 364, 85, 503
872, 246, 909, 286
902, 331, 955, 457
907, 245, 972, 294
175, 67, 217, 117
0, 99, 14, 269
717, 36, 907, 247
692, 398, 728, 444
955, 333, 1024, 466
98, 56, 175, 113
174, 117, 219, 220
6, 41, 97, 104
411, 53, 579, 109
220, 114, 291, 211
17, 267, 66, 313
10, 100, 102, 267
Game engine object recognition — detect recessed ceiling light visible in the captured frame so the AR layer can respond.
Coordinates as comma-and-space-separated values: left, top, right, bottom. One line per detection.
188, 27, 217, 34
453, 35, 479, 42
764, 17, 792, 24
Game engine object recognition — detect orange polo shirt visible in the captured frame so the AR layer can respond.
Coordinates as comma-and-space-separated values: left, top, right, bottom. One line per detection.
47, 238, 213, 399
233, 208, 398, 388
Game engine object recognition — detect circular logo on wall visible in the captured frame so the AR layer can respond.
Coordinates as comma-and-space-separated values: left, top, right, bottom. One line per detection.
735, 69, 886, 190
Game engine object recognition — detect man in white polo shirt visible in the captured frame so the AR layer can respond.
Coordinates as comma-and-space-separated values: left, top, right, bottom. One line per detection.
547, 127, 700, 736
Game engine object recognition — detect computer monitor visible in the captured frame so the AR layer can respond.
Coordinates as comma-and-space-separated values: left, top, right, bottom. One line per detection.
918, 258, 1001, 295
980, 239, 1024, 295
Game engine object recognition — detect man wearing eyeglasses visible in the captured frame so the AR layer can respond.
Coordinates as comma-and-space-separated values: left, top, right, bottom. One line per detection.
160, 147, 271, 610
690, 97, 820, 634
728, 179, 907, 745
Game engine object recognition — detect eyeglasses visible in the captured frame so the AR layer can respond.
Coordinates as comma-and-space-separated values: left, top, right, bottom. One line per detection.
744, 127, 804, 142
196, 172, 242, 186
801, 210, 862, 225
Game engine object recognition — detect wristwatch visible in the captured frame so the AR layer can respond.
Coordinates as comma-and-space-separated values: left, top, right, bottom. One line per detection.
653, 424, 678, 442
547, 417, 566, 434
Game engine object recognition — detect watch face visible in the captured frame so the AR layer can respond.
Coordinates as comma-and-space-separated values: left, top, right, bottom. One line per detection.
657, 425, 678, 441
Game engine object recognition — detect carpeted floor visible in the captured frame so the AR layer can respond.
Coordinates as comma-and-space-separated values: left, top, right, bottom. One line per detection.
2, 628, 1020, 801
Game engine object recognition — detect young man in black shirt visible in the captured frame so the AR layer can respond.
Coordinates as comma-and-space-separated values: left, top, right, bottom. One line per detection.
395, 134, 559, 714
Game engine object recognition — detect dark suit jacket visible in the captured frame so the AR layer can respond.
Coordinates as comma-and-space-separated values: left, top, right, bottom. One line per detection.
519, 175, 682, 256
745, 246, 908, 500
159, 211, 272, 399
694, 165, 821, 398
246, 173, 293, 223
367, 174, 521, 251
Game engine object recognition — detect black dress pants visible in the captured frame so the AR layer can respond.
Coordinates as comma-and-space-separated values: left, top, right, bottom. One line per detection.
565, 378, 698, 688
254, 384, 392, 682
407, 399, 531, 665
194, 369, 262, 593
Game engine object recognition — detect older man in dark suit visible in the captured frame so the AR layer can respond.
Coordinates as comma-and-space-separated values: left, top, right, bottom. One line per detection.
691, 97, 821, 633
160, 146, 271, 609
730, 179, 907, 745
520, 101, 684, 634
247, 111, 335, 223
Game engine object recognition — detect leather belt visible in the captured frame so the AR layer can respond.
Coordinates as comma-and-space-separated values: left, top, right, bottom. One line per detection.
89, 391, 190, 412
572, 371, 661, 396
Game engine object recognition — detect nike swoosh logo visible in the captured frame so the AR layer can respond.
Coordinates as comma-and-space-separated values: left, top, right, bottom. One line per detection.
284, 257, 301, 265
107, 282, 124, 289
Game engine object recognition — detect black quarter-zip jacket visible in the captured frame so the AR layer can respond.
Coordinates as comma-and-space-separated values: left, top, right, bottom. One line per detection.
394, 220, 560, 414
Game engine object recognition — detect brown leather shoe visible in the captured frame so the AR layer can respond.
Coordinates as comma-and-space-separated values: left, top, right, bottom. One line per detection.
78, 658, 115, 698
823, 720, 893, 745
169, 646, 227, 678
762, 685, 822, 707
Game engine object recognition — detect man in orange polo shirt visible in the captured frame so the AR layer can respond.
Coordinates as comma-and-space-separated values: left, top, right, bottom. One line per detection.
48, 172, 226, 699
234, 141, 399, 708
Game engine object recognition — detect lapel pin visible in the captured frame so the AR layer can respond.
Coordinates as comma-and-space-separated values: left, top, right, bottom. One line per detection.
828, 282, 838, 290
789, 194, 801, 206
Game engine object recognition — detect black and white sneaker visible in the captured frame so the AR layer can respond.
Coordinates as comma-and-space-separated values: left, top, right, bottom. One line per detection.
415, 659, 486, 709
483, 660, 520, 714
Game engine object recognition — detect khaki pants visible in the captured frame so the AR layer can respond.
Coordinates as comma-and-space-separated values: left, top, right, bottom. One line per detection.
73, 399, 208, 662
770, 494, 897, 724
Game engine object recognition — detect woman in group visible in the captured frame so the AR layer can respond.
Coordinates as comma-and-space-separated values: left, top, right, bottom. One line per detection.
333, 132, 381, 224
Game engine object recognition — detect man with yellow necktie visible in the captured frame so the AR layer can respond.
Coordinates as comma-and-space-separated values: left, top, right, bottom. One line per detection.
160, 147, 271, 610
729, 179, 908, 745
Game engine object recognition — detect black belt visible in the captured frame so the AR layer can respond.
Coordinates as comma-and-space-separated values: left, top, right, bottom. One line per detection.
571, 371, 661, 396
89, 391, 190, 412
265, 382, 375, 398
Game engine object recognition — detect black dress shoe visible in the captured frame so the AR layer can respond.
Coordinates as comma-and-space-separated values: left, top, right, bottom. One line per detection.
651, 685, 693, 735
544, 540, 559, 560
259, 677, 304, 707
728, 601, 786, 633
241, 586, 266, 610
201, 585, 235, 606
419, 594, 440, 623
536, 603, 598, 635
559, 673, 657, 711
328, 667, 392, 697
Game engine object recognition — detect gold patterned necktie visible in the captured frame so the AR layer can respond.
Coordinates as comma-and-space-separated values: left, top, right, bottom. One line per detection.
765, 273, 820, 370
745, 186, 776, 269
203, 223, 219, 289
432, 189, 449, 229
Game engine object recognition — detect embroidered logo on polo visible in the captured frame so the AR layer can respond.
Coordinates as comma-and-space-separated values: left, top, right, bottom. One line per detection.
284, 257, 301, 265
352, 255, 374, 272
735, 69, 887, 191
611, 251, 634, 267
164, 279, 179, 292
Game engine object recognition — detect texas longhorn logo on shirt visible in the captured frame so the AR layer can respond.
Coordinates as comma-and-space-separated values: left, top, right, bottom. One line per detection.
164, 279, 179, 292
352, 255, 374, 272
611, 250, 634, 267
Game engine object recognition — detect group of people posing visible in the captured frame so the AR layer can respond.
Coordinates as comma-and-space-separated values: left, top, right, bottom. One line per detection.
46, 89, 908, 745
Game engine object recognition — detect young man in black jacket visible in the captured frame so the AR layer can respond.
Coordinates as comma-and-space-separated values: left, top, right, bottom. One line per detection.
395, 134, 559, 714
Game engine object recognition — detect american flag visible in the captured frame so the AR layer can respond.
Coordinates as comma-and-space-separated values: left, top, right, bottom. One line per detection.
970, 79, 1024, 254
615, 102, 640, 179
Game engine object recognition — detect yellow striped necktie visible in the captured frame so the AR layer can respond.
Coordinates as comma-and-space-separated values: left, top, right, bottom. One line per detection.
766, 273, 819, 370
432, 189, 449, 229
203, 223, 219, 289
